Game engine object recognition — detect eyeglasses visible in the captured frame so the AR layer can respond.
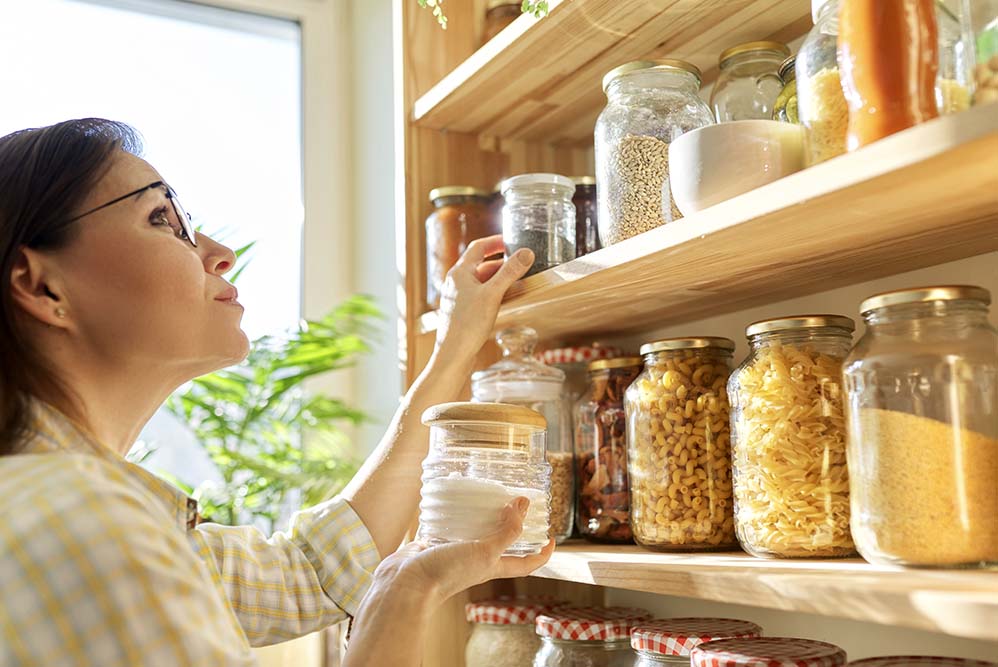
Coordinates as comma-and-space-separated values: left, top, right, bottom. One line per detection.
69, 180, 197, 247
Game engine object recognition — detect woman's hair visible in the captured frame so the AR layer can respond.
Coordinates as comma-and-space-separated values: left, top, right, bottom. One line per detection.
0, 118, 143, 456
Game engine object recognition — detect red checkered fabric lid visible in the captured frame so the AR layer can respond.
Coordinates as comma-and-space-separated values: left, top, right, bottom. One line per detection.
535, 606, 652, 642
691, 637, 847, 667
632, 618, 764, 656
537, 345, 621, 365
465, 598, 557, 625
848, 658, 997, 667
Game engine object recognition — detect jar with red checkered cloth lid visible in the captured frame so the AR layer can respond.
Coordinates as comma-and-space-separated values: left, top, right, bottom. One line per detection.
690, 637, 847, 667
631, 618, 764, 666
847, 658, 998, 667
465, 598, 565, 667
537, 344, 623, 402
533, 606, 652, 666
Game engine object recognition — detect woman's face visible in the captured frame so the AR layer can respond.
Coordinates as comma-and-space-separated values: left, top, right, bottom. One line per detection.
53, 151, 250, 380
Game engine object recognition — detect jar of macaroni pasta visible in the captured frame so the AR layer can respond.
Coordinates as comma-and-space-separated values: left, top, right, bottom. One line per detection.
843, 286, 998, 568
466, 599, 554, 667
626, 337, 737, 551
631, 618, 763, 667
729, 315, 856, 559
534, 607, 650, 667
691, 637, 847, 667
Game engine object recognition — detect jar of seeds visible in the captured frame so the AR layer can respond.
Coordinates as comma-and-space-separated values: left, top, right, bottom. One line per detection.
594, 60, 715, 247
501, 173, 577, 277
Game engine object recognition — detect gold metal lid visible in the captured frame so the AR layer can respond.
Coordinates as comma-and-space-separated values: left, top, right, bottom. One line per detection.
640, 337, 736, 356
860, 285, 992, 314
422, 401, 547, 430
746, 315, 855, 337
487, 0, 521, 10
779, 54, 797, 82
719, 41, 791, 66
570, 176, 596, 186
603, 59, 703, 92
428, 186, 490, 202
589, 356, 643, 372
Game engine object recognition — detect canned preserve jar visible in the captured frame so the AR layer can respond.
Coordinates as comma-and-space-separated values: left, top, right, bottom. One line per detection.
416, 402, 551, 556
538, 344, 622, 404
571, 176, 600, 257
843, 286, 998, 568
626, 338, 737, 551
729, 315, 856, 559
691, 638, 847, 667
710, 40, 791, 122
631, 618, 763, 667
773, 55, 799, 123
465, 599, 555, 667
425, 186, 496, 310
534, 607, 651, 667
501, 173, 576, 277
849, 658, 998, 667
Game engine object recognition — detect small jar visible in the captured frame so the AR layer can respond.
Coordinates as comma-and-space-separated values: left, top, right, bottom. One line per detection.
691, 638, 847, 667
575, 357, 643, 543
729, 315, 856, 559
465, 599, 553, 667
595, 60, 715, 246
843, 286, 998, 568
538, 344, 623, 404
501, 173, 576, 277
962, 0, 998, 106
626, 338, 738, 551
534, 607, 650, 667
417, 402, 550, 556
773, 55, 799, 123
425, 187, 496, 310
849, 657, 998, 667
571, 177, 600, 257
631, 618, 763, 667
483, 1, 521, 44
710, 41, 791, 122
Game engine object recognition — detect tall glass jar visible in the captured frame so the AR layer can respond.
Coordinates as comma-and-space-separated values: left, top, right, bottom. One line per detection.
466, 599, 554, 667
575, 357, 643, 543
571, 177, 600, 257
626, 338, 738, 551
729, 316, 856, 559
534, 607, 650, 667
796, 0, 848, 165
425, 187, 496, 310
773, 55, 799, 123
632, 618, 764, 667
595, 60, 715, 247
710, 41, 791, 122
501, 173, 576, 278
843, 286, 998, 568
473, 326, 574, 543
417, 402, 550, 556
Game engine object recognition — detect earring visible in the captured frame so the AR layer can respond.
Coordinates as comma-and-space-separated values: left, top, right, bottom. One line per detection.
55, 307, 65, 319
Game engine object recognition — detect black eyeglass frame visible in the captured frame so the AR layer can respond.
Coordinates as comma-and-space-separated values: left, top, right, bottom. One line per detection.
69, 180, 197, 247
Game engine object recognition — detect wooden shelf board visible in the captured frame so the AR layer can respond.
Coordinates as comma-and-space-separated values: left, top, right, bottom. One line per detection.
418, 104, 998, 342
533, 542, 998, 642
412, 0, 812, 143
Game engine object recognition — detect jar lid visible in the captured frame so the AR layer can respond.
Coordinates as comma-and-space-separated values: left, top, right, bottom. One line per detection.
859, 285, 991, 315
848, 658, 998, 667
428, 186, 490, 202
500, 173, 575, 195
537, 344, 621, 365
691, 637, 848, 667
570, 176, 596, 186
603, 59, 703, 92
589, 356, 643, 372
745, 314, 855, 337
779, 55, 797, 81
640, 337, 736, 356
422, 401, 546, 430
718, 41, 791, 66
535, 606, 652, 641
466, 598, 557, 625
473, 326, 566, 401
486, 0, 522, 9
631, 618, 763, 656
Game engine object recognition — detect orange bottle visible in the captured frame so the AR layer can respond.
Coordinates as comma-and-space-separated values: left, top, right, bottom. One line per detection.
838, 0, 939, 151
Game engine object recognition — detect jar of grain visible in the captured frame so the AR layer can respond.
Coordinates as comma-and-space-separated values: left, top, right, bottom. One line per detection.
843, 285, 998, 568
729, 315, 856, 559
425, 186, 497, 310
417, 402, 550, 556
594, 60, 715, 246
773, 55, 799, 123
534, 607, 650, 667
710, 41, 791, 122
575, 357, 643, 544
691, 638, 847, 667
625, 337, 737, 551
571, 177, 600, 257
465, 599, 555, 667
501, 173, 576, 277
632, 618, 763, 667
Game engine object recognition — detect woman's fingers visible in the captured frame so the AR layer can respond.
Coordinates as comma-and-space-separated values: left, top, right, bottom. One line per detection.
496, 539, 556, 579
474, 259, 505, 283
487, 248, 533, 289
455, 235, 506, 270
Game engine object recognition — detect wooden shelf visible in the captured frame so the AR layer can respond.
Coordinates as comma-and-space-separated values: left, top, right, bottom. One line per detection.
533, 542, 998, 642
418, 104, 998, 342
412, 0, 812, 143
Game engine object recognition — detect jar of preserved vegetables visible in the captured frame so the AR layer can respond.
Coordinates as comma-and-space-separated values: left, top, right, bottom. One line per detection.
425, 186, 496, 310
773, 55, 798, 123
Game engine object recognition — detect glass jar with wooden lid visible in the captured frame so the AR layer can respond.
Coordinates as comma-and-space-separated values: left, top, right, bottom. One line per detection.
425, 186, 497, 310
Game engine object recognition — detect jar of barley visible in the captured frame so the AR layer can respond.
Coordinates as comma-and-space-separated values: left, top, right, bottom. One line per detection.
595, 60, 715, 247
625, 337, 737, 551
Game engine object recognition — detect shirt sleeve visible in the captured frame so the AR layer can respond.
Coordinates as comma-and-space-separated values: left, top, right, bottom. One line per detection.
188, 497, 380, 647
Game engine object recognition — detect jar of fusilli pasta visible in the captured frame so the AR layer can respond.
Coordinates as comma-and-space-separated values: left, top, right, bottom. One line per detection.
625, 338, 737, 551
728, 315, 856, 559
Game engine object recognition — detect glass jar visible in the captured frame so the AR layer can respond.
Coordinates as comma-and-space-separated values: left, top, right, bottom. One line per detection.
937, 1, 973, 113
710, 41, 791, 122
595, 60, 715, 246
849, 657, 998, 667
534, 607, 650, 667
691, 638, 847, 667
417, 402, 550, 556
425, 187, 496, 310
773, 55, 799, 123
729, 316, 856, 559
483, 1, 521, 44
538, 344, 623, 404
502, 173, 576, 277
626, 338, 738, 551
632, 618, 764, 667
473, 326, 575, 544
571, 177, 600, 257
466, 599, 553, 667
575, 357, 643, 543
962, 0, 998, 105
843, 286, 998, 568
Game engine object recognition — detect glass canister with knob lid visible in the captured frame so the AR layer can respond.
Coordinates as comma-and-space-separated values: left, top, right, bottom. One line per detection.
710, 40, 791, 122
533, 607, 651, 667
473, 326, 575, 544
631, 618, 763, 667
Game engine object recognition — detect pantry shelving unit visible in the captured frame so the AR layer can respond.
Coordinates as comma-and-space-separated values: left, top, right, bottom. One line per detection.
394, 1, 998, 665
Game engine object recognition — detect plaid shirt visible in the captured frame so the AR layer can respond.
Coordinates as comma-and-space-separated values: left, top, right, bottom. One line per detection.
0, 399, 379, 666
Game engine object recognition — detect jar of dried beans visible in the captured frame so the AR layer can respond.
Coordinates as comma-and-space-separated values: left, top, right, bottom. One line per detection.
625, 338, 737, 551
575, 357, 642, 543
594, 60, 714, 247
729, 315, 856, 559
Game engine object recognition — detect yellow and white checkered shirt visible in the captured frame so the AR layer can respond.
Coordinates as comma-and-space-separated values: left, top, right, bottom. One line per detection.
0, 399, 380, 666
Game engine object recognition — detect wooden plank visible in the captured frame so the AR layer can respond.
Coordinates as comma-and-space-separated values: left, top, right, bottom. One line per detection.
533, 542, 998, 642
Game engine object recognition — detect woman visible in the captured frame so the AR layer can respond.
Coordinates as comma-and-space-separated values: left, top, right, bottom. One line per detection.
0, 118, 552, 666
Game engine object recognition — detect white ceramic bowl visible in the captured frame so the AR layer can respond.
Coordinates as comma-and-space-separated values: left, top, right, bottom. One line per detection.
668, 119, 805, 217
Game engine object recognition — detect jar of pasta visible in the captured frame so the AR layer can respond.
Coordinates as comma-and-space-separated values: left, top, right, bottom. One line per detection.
631, 618, 763, 667
625, 338, 737, 551
843, 286, 998, 568
796, 0, 847, 165
729, 316, 855, 559
534, 607, 650, 667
